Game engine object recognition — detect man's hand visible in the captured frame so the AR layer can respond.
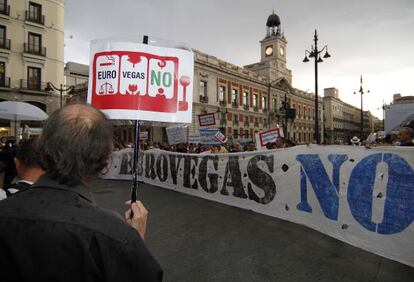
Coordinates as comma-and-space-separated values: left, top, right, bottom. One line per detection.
124, 201, 148, 240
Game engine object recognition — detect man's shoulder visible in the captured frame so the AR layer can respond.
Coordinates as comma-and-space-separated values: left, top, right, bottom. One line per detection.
0, 186, 138, 244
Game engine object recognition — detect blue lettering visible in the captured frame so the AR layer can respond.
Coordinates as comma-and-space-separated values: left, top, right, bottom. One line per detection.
348, 153, 414, 234
296, 154, 348, 220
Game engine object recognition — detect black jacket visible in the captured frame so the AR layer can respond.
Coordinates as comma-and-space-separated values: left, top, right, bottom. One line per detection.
0, 174, 163, 282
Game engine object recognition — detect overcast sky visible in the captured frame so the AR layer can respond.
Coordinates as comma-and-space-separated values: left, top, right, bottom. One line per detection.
65, 0, 414, 119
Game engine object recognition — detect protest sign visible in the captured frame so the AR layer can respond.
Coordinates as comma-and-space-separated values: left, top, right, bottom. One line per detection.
198, 113, 216, 126
139, 131, 148, 140
166, 126, 187, 145
188, 133, 201, 144
198, 128, 221, 145
259, 128, 283, 147
102, 145, 414, 268
214, 131, 228, 143
87, 38, 194, 123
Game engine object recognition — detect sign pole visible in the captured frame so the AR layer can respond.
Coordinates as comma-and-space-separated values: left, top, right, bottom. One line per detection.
131, 119, 140, 203
130, 35, 149, 204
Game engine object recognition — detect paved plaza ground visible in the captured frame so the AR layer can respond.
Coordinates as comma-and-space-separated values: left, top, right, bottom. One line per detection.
91, 178, 414, 282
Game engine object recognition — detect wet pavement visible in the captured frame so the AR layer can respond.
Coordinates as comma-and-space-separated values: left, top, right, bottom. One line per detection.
91, 178, 414, 282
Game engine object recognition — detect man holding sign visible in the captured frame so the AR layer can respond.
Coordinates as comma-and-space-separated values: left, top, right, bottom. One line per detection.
0, 105, 162, 281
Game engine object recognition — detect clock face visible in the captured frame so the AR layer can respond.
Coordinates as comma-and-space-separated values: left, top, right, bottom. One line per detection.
279, 47, 284, 56
265, 46, 273, 56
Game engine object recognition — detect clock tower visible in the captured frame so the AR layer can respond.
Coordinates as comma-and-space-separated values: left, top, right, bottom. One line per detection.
245, 12, 292, 83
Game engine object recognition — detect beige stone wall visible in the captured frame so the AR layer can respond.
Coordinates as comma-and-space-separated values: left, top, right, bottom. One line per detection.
0, 0, 64, 115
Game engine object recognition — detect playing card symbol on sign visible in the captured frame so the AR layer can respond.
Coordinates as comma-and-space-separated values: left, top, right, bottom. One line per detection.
214, 131, 228, 143
91, 50, 192, 113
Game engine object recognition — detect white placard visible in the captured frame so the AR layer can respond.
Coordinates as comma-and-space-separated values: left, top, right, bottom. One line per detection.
259, 128, 283, 146
188, 133, 201, 144
214, 131, 228, 143
166, 126, 187, 145
198, 128, 221, 145
139, 131, 148, 140
198, 113, 216, 126
88, 38, 194, 123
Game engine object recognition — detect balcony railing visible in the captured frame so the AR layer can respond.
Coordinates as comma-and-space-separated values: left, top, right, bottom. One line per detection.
0, 39, 10, 50
0, 1, 10, 16
20, 79, 48, 92
25, 11, 45, 25
263, 108, 268, 113
232, 101, 238, 108
254, 122, 259, 128
244, 121, 249, 126
243, 104, 249, 110
0, 77, 10, 88
200, 95, 209, 103
253, 106, 259, 112
24, 43, 46, 56
233, 120, 239, 126
219, 100, 227, 106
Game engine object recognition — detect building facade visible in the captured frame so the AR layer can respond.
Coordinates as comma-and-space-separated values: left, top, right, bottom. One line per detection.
323, 88, 358, 144
323, 87, 379, 143
188, 12, 318, 144
64, 61, 88, 86
384, 94, 414, 133
0, 0, 65, 136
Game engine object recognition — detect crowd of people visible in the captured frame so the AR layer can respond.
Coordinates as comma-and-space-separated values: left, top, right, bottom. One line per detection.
132, 125, 414, 153
126, 137, 298, 154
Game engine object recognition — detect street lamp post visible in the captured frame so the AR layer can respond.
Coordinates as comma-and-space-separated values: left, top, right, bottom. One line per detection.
283, 91, 288, 139
45, 83, 74, 109
303, 29, 331, 144
353, 75, 369, 139
381, 101, 386, 131
216, 107, 228, 135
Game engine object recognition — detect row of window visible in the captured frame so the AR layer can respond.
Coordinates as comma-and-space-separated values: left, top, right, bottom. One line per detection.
218, 128, 261, 139
200, 81, 269, 110
0, 25, 46, 56
0, 62, 42, 90
291, 103, 314, 119
222, 128, 314, 143
202, 80, 320, 121
0, 1, 44, 24
200, 79, 321, 123
0, 1, 46, 89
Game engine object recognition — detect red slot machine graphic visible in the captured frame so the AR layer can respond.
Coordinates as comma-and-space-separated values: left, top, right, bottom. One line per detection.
92, 51, 190, 113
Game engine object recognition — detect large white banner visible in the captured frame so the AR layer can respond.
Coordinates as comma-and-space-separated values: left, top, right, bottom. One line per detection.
87, 38, 194, 122
102, 146, 414, 267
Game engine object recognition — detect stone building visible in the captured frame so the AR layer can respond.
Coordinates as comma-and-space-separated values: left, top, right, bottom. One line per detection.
188, 11, 318, 144
323, 87, 379, 143
64, 61, 88, 86
323, 88, 359, 144
384, 94, 414, 133
0, 0, 65, 136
